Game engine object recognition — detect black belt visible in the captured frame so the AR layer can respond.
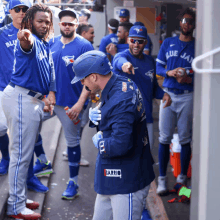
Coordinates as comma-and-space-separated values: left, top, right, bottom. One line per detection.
9, 82, 44, 100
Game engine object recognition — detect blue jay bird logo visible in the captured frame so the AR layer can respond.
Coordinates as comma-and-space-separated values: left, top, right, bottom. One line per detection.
145, 69, 154, 82
62, 56, 75, 66
134, 28, 143, 33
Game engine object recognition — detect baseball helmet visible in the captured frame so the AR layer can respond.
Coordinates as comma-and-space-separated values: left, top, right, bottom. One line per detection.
71, 51, 112, 84
129, 25, 148, 39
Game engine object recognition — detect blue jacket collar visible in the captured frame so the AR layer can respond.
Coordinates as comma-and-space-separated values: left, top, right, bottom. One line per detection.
101, 73, 117, 103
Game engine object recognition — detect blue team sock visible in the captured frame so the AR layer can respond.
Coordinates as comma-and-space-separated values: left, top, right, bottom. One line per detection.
158, 143, 170, 176
34, 134, 47, 163
27, 154, 34, 180
68, 145, 81, 184
180, 142, 191, 175
0, 134, 9, 160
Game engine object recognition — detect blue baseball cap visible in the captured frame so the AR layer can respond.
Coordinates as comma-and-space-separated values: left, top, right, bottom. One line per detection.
119, 8, 130, 17
129, 25, 148, 39
58, 8, 79, 22
134, 21, 144, 26
9, 0, 30, 10
71, 51, 113, 84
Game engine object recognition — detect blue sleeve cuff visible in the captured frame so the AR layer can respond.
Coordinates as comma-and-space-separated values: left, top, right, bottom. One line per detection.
156, 62, 168, 77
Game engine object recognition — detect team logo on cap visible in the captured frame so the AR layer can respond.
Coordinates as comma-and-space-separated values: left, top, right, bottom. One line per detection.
62, 55, 75, 66
134, 28, 143, 33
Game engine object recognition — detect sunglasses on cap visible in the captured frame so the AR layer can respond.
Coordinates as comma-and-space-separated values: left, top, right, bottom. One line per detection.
60, 21, 77, 27
181, 18, 194, 25
129, 38, 146, 44
13, 6, 28, 13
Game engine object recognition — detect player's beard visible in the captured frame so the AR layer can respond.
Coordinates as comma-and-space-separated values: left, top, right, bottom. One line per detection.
32, 24, 47, 39
118, 38, 126, 44
60, 30, 74, 38
181, 27, 194, 36
129, 46, 143, 59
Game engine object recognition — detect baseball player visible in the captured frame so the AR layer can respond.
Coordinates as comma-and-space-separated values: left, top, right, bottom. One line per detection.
0, 0, 49, 193
32, 8, 93, 200
2, 4, 55, 219
119, 8, 130, 23
155, 8, 195, 195
71, 50, 155, 220
113, 25, 171, 150
78, 8, 91, 24
76, 23, 95, 45
106, 22, 133, 59
99, 18, 119, 55
133, 21, 153, 56
0, 0, 50, 195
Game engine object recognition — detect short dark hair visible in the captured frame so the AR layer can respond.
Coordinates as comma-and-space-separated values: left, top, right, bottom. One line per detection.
180, 7, 196, 22
119, 22, 133, 33
108, 18, 119, 34
76, 23, 93, 35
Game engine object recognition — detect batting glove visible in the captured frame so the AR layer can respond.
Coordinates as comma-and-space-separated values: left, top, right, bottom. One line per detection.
89, 102, 102, 125
92, 131, 103, 149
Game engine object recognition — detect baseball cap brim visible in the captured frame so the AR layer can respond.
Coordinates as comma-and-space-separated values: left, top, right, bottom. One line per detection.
71, 76, 83, 84
58, 8, 78, 20
9, 0, 30, 10
129, 34, 147, 39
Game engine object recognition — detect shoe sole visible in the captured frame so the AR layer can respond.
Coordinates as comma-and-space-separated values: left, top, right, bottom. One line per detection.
61, 193, 79, 200
34, 169, 53, 176
157, 189, 169, 196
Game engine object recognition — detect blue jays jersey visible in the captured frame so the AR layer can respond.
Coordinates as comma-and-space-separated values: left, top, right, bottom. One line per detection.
117, 43, 129, 53
49, 35, 93, 107
156, 36, 195, 91
0, 23, 18, 91
113, 49, 164, 123
91, 73, 155, 195
99, 33, 118, 54
11, 34, 56, 95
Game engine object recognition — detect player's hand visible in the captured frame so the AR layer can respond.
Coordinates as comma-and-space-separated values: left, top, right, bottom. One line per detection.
166, 68, 179, 78
92, 131, 103, 149
17, 29, 33, 43
162, 93, 172, 108
47, 91, 56, 106
67, 102, 83, 121
42, 98, 54, 115
122, 62, 135, 75
106, 43, 117, 56
89, 102, 102, 125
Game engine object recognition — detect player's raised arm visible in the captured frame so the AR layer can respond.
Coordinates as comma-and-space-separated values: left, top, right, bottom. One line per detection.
17, 29, 34, 51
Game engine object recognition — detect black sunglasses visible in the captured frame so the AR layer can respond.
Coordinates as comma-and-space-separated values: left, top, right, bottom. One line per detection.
129, 38, 146, 44
181, 18, 194, 25
13, 6, 28, 13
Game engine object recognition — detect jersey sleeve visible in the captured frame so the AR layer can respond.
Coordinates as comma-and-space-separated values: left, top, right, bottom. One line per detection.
156, 39, 169, 77
18, 37, 36, 56
151, 57, 165, 99
113, 52, 129, 71
49, 50, 56, 92
97, 100, 136, 158
99, 37, 107, 53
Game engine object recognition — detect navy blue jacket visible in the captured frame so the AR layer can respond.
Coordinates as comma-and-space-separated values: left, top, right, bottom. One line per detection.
90, 73, 155, 195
